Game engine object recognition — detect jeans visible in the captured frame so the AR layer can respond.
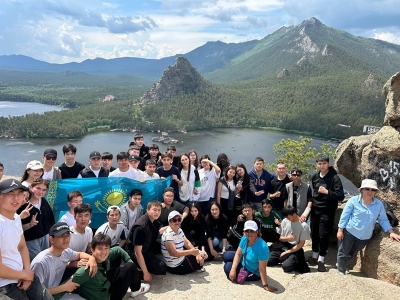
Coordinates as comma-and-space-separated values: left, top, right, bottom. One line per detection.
26, 234, 49, 261
212, 237, 229, 251
222, 251, 260, 281
337, 229, 369, 274
3, 274, 53, 300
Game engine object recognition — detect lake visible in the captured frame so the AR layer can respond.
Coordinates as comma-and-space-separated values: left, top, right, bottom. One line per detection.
0, 101, 65, 117
0, 101, 357, 193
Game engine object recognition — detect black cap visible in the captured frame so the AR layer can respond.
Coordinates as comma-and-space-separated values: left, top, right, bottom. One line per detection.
129, 155, 140, 161
164, 187, 175, 194
43, 148, 57, 157
49, 222, 72, 237
0, 179, 27, 194
89, 151, 101, 159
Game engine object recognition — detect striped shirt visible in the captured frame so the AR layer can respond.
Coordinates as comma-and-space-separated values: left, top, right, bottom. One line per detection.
95, 222, 126, 247
161, 227, 185, 267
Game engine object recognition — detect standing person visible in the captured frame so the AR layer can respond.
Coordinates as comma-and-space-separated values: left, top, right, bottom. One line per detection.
217, 165, 238, 225
188, 150, 199, 169
0, 179, 53, 300
285, 168, 313, 222
268, 206, 311, 274
140, 159, 160, 181
198, 155, 221, 215
166, 145, 179, 167
143, 144, 161, 165
78, 151, 109, 178
235, 163, 251, 206
59, 190, 83, 226
222, 221, 277, 293
205, 202, 229, 258
95, 206, 127, 248
216, 153, 230, 178
101, 152, 116, 172
337, 179, 400, 275
268, 162, 291, 218
156, 153, 182, 201
255, 199, 281, 243
131, 133, 149, 158
17, 178, 55, 261
119, 189, 143, 233
128, 154, 144, 175
178, 153, 201, 206
21, 160, 44, 187
248, 157, 275, 211
308, 154, 344, 272
125, 201, 167, 282
59, 144, 85, 179
128, 145, 146, 171
109, 152, 140, 180
42, 149, 62, 180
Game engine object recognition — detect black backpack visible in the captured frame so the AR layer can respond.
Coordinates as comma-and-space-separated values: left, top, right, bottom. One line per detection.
382, 201, 399, 227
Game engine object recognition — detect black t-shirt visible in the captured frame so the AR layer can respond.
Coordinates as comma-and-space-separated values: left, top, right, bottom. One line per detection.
156, 166, 181, 200
132, 226, 145, 246
269, 175, 291, 210
159, 200, 185, 226
59, 161, 86, 179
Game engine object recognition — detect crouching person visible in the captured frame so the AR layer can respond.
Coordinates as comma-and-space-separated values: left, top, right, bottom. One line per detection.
161, 211, 206, 274
71, 233, 149, 300
267, 206, 310, 274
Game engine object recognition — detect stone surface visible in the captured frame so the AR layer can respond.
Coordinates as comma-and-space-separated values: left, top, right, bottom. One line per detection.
383, 72, 400, 127
277, 68, 290, 78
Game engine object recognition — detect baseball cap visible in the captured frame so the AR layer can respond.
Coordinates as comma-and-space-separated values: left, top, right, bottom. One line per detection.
89, 151, 101, 159
49, 222, 72, 237
26, 160, 44, 170
164, 187, 175, 194
129, 155, 140, 161
243, 220, 258, 231
168, 210, 182, 222
107, 205, 121, 214
43, 148, 57, 157
0, 179, 27, 193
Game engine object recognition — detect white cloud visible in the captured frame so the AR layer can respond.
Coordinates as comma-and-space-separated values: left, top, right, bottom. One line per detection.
372, 30, 400, 45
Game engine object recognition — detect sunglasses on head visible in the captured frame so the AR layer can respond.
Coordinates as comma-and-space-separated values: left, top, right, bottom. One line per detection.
171, 217, 182, 223
45, 156, 57, 161
33, 178, 49, 183
363, 188, 377, 192
244, 229, 256, 233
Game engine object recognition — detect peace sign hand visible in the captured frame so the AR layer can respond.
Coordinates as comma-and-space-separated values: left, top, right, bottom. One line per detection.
29, 213, 39, 228
19, 203, 34, 219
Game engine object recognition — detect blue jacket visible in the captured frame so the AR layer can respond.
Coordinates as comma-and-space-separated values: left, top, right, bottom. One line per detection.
248, 168, 275, 203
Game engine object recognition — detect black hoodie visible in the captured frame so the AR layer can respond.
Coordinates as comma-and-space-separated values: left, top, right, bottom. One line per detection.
311, 166, 344, 213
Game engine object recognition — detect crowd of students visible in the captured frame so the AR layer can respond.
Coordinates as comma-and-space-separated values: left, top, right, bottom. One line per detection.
1, 132, 400, 300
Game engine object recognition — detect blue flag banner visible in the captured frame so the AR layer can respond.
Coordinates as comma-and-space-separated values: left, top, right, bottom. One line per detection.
47, 176, 172, 229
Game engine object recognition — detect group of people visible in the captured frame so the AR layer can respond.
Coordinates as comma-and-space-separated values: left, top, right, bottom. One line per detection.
1, 132, 400, 299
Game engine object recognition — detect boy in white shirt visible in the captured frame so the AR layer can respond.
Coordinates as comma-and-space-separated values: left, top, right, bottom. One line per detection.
69, 203, 93, 254
109, 152, 140, 180
95, 206, 127, 248
141, 159, 160, 182
59, 190, 83, 226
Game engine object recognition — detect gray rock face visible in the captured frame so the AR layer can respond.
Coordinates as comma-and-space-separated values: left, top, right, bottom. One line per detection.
277, 68, 290, 77
383, 72, 400, 128
140, 57, 203, 103
296, 56, 310, 67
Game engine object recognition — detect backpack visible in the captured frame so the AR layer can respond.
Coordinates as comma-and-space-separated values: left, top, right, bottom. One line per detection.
382, 200, 399, 227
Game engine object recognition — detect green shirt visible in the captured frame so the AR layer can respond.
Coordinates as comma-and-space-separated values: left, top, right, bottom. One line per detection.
255, 211, 281, 235
65, 247, 131, 300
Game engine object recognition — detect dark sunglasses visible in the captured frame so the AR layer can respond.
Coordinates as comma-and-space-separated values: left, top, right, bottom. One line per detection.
291, 174, 301, 177
363, 188, 377, 192
45, 156, 57, 161
244, 229, 256, 233
171, 218, 182, 223
33, 178, 49, 183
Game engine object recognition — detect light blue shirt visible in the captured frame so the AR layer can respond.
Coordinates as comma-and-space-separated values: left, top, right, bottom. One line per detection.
338, 195, 392, 240
239, 236, 269, 276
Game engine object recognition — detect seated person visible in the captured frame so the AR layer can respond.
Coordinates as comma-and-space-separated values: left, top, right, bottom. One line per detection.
72, 233, 149, 300
205, 202, 229, 259
229, 204, 261, 250
59, 190, 83, 226
69, 203, 93, 253
125, 201, 167, 282
161, 211, 205, 274
95, 206, 127, 248
255, 199, 281, 243
267, 206, 310, 274
31, 222, 97, 300
222, 221, 277, 293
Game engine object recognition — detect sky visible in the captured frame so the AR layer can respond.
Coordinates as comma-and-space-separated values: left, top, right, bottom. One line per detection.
1, 0, 400, 63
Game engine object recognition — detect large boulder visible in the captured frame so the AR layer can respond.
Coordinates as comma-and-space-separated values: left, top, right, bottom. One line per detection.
383, 72, 400, 128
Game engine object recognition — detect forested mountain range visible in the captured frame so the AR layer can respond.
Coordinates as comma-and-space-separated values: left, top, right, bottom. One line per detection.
0, 17, 398, 139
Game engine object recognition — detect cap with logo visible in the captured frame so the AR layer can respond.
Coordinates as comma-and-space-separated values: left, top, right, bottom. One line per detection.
43, 148, 57, 157
129, 155, 140, 161
26, 160, 44, 170
0, 179, 28, 193
107, 205, 121, 214
89, 151, 101, 159
49, 222, 73, 237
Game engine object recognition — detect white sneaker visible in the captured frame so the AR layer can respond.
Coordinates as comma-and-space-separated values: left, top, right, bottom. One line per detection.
336, 263, 349, 274
130, 283, 150, 298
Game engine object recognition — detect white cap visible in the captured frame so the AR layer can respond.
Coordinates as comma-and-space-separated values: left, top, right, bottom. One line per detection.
107, 205, 121, 214
26, 160, 43, 170
358, 179, 379, 192
168, 210, 182, 222
243, 220, 258, 231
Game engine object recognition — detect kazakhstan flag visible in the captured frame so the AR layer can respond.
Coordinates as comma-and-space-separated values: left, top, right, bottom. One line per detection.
47, 176, 172, 228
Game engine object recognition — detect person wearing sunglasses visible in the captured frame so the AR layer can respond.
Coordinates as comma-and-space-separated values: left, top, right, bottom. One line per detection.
337, 179, 400, 275
161, 211, 205, 275
285, 168, 313, 223
42, 148, 62, 180
222, 220, 277, 292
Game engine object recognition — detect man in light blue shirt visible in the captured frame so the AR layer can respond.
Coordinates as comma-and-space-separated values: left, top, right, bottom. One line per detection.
337, 179, 400, 275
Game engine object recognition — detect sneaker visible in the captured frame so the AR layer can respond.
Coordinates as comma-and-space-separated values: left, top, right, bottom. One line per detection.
335, 263, 349, 274
130, 283, 150, 298
317, 261, 327, 272
307, 257, 318, 266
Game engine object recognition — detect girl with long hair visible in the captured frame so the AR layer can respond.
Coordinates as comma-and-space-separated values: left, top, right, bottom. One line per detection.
178, 154, 201, 205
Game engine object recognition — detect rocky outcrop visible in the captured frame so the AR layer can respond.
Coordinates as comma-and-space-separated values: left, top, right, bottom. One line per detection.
277, 68, 290, 77
296, 56, 310, 67
362, 73, 379, 89
140, 57, 204, 103
383, 72, 400, 128
321, 44, 332, 56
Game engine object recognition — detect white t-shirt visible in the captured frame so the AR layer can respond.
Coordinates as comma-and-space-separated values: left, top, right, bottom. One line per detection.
141, 172, 160, 180
21, 181, 30, 187
109, 167, 140, 180
31, 248, 77, 288
0, 214, 23, 286
95, 222, 126, 247
59, 211, 76, 227
77, 167, 101, 178
161, 227, 185, 267
279, 219, 310, 245
220, 179, 235, 199
69, 226, 93, 252
42, 168, 54, 180
198, 168, 220, 201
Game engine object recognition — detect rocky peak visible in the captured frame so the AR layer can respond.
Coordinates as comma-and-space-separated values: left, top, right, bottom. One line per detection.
302, 17, 323, 27
362, 73, 379, 89
322, 44, 332, 56
140, 57, 203, 103
296, 56, 310, 67
277, 68, 290, 78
